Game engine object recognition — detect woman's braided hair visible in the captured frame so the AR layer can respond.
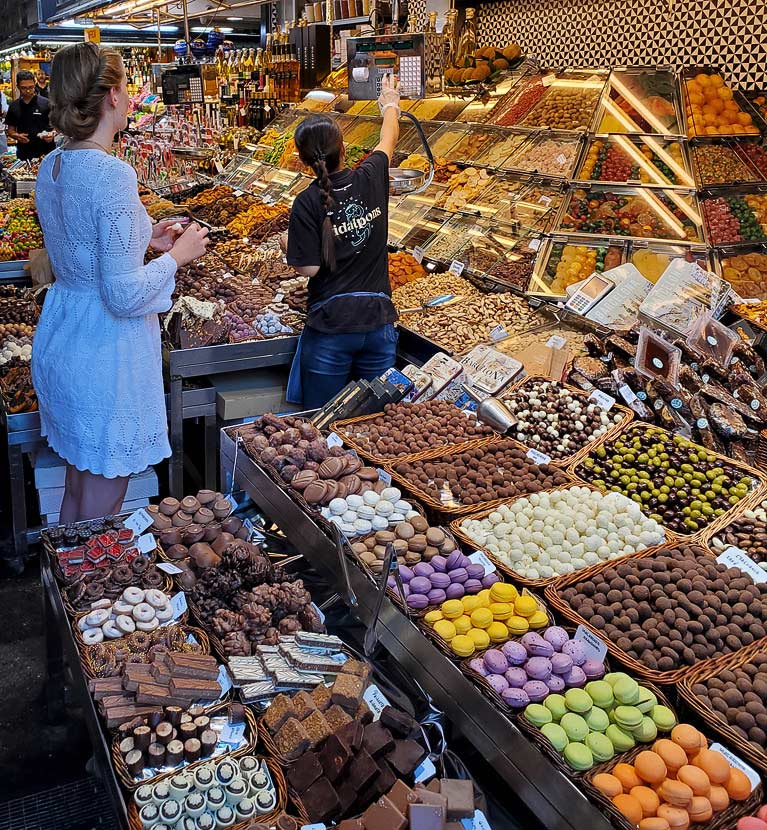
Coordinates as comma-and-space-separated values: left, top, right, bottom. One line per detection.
49, 43, 124, 141
294, 114, 344, 272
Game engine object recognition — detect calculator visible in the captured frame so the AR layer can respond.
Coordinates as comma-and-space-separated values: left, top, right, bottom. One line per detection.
564, 272, 615, 315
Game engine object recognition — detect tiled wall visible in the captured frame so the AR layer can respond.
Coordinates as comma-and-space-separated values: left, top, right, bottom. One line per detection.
473, 0, 767, 89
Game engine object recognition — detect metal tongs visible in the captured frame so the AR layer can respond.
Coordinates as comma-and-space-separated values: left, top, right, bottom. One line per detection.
364, 541, 410, 656
331, 523, 358, 609
398, 293, 464, 315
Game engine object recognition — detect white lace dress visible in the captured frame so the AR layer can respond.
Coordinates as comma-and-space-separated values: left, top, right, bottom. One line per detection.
31, 149, 177, 478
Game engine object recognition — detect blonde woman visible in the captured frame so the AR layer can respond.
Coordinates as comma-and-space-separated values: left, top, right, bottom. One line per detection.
32, 43, 209, 521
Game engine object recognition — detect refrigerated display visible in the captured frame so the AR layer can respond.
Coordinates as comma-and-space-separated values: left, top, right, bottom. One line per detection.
596, 67, 683, 135
518, 74, 607, 131
527, 238, 625, 297
510, 132, 583, 178
577, 135, 693, 187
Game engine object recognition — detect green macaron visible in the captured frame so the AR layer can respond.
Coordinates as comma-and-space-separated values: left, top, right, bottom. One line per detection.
605, 724, 636, 752
613, 676, 641, 705
563, 741, 594, 771
524, 703, 553, 728
651, 704, 677, 732
560, 712, 589, 742
603, 672, 632, 687
632, 715, 658, 743
544, 693, 567, 722
586, 731, 615, 763
564, 688, 593, 714
540, 722, 569, 752
584, 706, 610, 733
585, 680, 614, 710
636, 686, 658, 714
614, 705, 643, 730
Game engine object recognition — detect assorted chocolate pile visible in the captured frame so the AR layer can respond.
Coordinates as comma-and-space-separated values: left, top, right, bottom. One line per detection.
557, 544, 767, 673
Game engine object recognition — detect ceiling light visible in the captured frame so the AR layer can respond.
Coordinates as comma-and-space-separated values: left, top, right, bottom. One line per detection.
191, 26, 233, 32
226, 16, 243, 20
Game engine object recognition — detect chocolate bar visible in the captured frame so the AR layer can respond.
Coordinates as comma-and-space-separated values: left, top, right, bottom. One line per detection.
88, 677, 123, 698
381, 705, 419, 739
336, 779, 358, 817
440, 779, 474, 820
288, 752, 323, 794
387, 739, 427, 777
166, 653, 219, 680
318, 734, 351, 783
409, 803, 446, 830
340, 658, 371, 682
292, 691, 317, 720
362, 795, 407, 830
310, 683, 333, 711
105, 705, 162, 729
388, 780, 419, 814
301, 776, 340, 823
168, 677, 221, 699
336, 720, 364, 753
346, 748, 379, 791
303, 710, 332, 748
369, 762, 397, 801
263, 693, 297, 733
363, 722, 395, 759
294, 631, 344, 652
324, 704, 353, 732
274, 717, 310, 761
330, 673, 364, 713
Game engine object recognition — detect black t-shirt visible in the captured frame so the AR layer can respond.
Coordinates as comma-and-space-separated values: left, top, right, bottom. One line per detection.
6, 95, 51, 161
287, 150, 397, 334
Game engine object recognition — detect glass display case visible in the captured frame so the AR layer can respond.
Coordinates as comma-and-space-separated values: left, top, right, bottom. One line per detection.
426, 124, 472, 158
451, 219, 522, 275
510, 131, 584, 179
577, 135, 694, 188
527, 237, 627, 298
422, 213, 481, 262
258, 167, 301, 203
596, 67, 683, 136
518, 72, 608, 131
471, 127, 534, 169
483, 234, 544, 292
461, 175, 566, 232
448, 125, 503, 164
456, 72, 532, 123
700, 193, 767, 246
341, 116, 382, 148
627, 240, 711, 284
396, 121, 443, 155
715, 244, 767, 299
434, 166, 494, 212
225, 159, 269, 190
682, 67, 765, 138
486, 75, 548, 127
388, 198, 436, 247
398, 207, 452, 252
558, 184, 704, 243
689, 141, 764, 187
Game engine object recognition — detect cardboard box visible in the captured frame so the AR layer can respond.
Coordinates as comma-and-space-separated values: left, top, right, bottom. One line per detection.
212, 368, 301, 421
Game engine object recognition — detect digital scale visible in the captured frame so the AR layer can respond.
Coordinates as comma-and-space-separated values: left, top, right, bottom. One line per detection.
564, 272, 616, 314
347, 32, 444, 100
160, 65, 206, 104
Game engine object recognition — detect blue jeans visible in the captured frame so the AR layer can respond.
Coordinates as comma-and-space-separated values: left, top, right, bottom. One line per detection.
300, 324, 398, 410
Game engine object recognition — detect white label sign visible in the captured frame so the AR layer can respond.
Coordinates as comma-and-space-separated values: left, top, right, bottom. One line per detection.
219, 721, 246, 746
710, 743, 760, 792
363, 684, 391, 720
526, 448, 552, 466
217, 664, 233, 696
546, 335, 566, 350
157, 562, 184, 575
274, 292, 284, 303
414, 757, 437, 783
589, 390, 616, 411
311, 602, 326, 623
618, 384, 638, 404
301, 825, 327, 830
135, 534, 155, 554
326, 432, 344, 448
376, 468, 392, 486
413, 246, 425, 264
490, 324, 508, 342
575, 625, 608, 662
462, 810, 492, 830
171, 591, 188, 620
449, 260, 465, 276
124, 508, 153, 535
716, 546, 767, 583
469, 550, 497, 575
527, 238, 541, 251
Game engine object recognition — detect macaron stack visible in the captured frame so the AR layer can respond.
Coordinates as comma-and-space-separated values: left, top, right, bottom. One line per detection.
592, 724, 753, 830
422, 582, 548, 657
522, 672, 677, 772
320, 487, 418, 538
467, 626, 606, 709
388, 550, 501, 610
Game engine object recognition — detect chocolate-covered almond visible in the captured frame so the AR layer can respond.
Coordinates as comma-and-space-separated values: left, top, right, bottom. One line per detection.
159, 497, 180, 516
194, 507, 214, 525
166, 543, 189, 560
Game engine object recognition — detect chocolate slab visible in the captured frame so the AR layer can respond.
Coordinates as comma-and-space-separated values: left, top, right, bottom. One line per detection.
336, 720, 364, 753
300, 776, 340, 823
387, 779, 418, 814
409, 803, 446, 830
362, 795, 407, 830
363, 722, 395, 759
318, 733, 351, 783
288, 751, 323, 794
387, 739, 427, 777
381, 706, 419, 738
440, 779, 474, 820
346, 747, 378, 792
330, 673, 364, 713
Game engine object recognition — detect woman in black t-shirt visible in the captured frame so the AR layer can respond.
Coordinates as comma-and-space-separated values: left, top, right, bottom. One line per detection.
284, 77, 401, 409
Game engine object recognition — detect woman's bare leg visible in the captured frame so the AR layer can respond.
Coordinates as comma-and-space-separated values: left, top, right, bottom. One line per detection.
61, 465, 129, 522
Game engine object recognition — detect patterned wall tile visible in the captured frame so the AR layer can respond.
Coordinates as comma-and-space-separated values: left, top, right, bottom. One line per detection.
473, 0, 767, 89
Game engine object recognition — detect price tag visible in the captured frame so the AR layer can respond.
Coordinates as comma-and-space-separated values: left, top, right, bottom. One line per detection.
716, 546, 767, 583
233, 189, 244, 197
542, 73, 556, 86
589, 390, 616, 411
171, 592, 188, 620
217, 664, 233, 696
469, 550, 497, 575
413, 246, 425, 264
710, 744, 760, 791
301, 824, 327, 830
546, 335, 566, 350
363, 684, 391, 719
414, 757, 437, 783
274, 292, 284, 303
214, 160, 224, 174
490, 324, 508, 342
462, 810, 492, 830
219, 721, 246, 746
311, 602, 326, 623
137, 533, 156, 554
331, 652, 349, 663
538, 195, 552, 206
124, 508, 153, 535
618, 384, 637, 404
157, 562, 184, 575
376, 468, 392, 486
326, 432, 344, 448
575, 625, 608, 662
556, 153, 567, 166
527, 237, 541, 251
449, 260, 465, 276
526, 448, 552, 466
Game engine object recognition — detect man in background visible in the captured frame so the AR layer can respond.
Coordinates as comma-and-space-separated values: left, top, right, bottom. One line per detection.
6, 71, 53, 161
35, 70, 49, 98
0, 89, 8, 157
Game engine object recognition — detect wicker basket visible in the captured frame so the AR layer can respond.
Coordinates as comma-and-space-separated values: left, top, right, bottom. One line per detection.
583, 742, 763, 830
126, 756, 287, 830
544, 541, 767, 685
679, 639, 767, 776
569, 422, 767, 542
61, 570, 174, 620
73, 597, 188, 650
417, 586, 553, 663
383, 438, 577, 523
495, 374, 635, 469
518, 679, 677, 780
81, 624, 210, 679
112, 702, 258, 791
448, 481, 674, 590
331, 410, 497, 467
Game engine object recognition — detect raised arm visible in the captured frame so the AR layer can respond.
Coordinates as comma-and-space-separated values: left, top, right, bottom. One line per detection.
373, 74, 401, 161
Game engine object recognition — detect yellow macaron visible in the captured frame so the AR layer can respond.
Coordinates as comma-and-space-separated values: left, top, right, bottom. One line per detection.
441, 599, 464, 620
506, 615, 530, 635
453, 615, 472, 635
487, 622, 509, 642
469, 628, 491, 650
470, 608, 494, 630
450, 634, 475, 657
514, 595, 538, 618
528, 610, 549, 629
490, 583, 518, 603
489, 602, 514, 621
424, 610, 443, 624
433, 619, 457, 641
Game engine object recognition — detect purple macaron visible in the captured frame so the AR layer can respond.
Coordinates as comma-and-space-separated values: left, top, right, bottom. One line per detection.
406, 593, 428, 609
430, 555, 447, 573
542, 626, 570, 651
521, 632, 554, 658
483, 649, 509, 675
551, 652, 574, 676
482, 573, 501, 588
413, 562, 435, 578
502, 687, 530, 709
469, 658, 488, 677
408, 576, 432, 595
582, 659, 606, 679
427, 589, 447, 605
445, 551, 463, 570
501, 641, 528, 666
463, 579, 483, 594
486, 674, 509, 694
430, 572, 451, 590
525, 656, 553, 682
445, 583, 465, 600
504, 667, 528, 688
398, 565, 414, 583
546, 674, 566, 693
523, 680, 549, 702
561, 640, 587, 666
465, 564, 485, 580
561, 665, 587, 688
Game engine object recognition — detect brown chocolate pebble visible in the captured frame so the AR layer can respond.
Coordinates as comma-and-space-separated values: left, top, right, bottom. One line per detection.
184, 738, 202, 763
166, 739, 184, 766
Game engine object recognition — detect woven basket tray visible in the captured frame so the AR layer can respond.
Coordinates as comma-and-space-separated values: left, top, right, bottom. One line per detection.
494, 374, 635, 469
448, 481, 675, 590
126, 756, 287, 830
61, 570, 174, 620
518, 678, 677, 780
569, 422, 767, 542
679, 638, 767, 776
417, 586, 554, 663
383, 438, 577, 523
544, 541, 767, 685
582, 742, 763, 830
73, 598, 188, 651
82, 624, 210, 679
331, 409, 497, 466
113, 702, 257, 792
